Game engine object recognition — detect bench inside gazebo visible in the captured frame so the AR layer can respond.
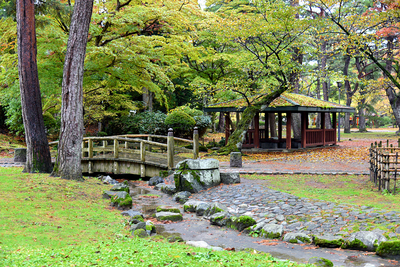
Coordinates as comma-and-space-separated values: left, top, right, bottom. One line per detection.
204, 93, 355, 150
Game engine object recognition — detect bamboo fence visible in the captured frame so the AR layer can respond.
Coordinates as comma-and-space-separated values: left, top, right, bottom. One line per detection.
369, 139, 400, 194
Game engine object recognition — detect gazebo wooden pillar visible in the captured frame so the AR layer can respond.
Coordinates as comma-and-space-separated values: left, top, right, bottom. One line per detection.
332, 112, 337, 145
254, 113, 260, 148
278, 113, 282, 142
286, 112, 292, 149
301, 112, 307, 148
224, 112, 230, 145
321, 113, 326, 146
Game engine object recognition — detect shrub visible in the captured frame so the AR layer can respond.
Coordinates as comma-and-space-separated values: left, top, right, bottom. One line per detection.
194, 115, 211, 137
165, 111, 196, 137
169, 106, 202, 118
105, 111, 167, 135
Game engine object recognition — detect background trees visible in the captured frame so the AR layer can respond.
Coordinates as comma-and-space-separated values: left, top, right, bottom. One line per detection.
1, 0, 400, 168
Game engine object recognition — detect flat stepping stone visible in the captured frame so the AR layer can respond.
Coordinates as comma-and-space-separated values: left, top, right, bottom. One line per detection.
156, 212, 183, 221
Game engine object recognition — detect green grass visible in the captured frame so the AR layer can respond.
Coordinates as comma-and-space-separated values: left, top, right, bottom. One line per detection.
340, 130, 399, 140
244, 174, 400, 211
0, 167, 311, 267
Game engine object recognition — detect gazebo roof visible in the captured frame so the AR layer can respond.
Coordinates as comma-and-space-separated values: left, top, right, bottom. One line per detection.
204, 93, 355, 113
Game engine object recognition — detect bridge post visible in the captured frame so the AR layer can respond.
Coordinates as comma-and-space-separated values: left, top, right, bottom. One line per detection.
167, 128, 174, 170
140, 141, 146, 177
193, 127, 199, 159
113, 138, 119, 174
88, 139, 93, 174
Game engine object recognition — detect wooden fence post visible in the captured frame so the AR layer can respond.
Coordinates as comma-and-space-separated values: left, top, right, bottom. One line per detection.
193, 127, 199, 159
113, 138, 119, 174
147, 136, 152, 152
140, 141, 146, 177
88, 139, 93, 174
167, 128, 174, 170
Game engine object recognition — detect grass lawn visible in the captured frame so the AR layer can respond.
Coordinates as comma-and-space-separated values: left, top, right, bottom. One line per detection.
0, 167, 311, 267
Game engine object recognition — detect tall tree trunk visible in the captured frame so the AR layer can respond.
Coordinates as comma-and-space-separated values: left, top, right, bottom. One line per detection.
142, 87, 153, 111
383, 36, 400, 134
343, 54, 358, 133
290, 0, 302, 139
316, 78, 321, 128
217, 112, 224, 132
359, 100, 367, 132
54, 0, 94, 180
16, 0, 52, 173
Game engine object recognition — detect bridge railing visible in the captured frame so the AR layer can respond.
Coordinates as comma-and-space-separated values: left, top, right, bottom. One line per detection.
49, 127, 200, 173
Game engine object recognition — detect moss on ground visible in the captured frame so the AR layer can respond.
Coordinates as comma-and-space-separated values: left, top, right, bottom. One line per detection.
376, 240, 400, 256
156, 205, 180, 213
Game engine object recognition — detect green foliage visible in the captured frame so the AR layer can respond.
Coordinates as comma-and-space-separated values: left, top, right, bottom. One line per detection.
169, 106, 203, 117
165, 111, 196, 136
105, 111, 167, 136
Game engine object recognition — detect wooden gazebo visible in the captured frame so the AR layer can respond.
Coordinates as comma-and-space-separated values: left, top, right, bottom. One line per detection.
204, 93, 355, 150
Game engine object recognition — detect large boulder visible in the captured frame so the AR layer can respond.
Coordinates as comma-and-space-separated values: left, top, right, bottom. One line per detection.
342, 231, 387, 251
174, 159, 220, 193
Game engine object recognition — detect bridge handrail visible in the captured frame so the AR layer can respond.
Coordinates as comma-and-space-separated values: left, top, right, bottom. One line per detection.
48, 127, 200, 171
119, 134, 194, 144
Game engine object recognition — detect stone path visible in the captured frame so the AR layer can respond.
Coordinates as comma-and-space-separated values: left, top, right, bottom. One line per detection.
187, 180, 400, 238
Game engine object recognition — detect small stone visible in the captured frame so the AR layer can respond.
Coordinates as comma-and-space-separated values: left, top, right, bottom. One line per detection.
186, 240, 209, 248
308, 257, 333, 267
148, 176, 164, 186
230, 152, 242, 167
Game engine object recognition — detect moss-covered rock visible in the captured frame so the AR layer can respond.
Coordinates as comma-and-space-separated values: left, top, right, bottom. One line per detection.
283, 233, 311, 244
342, 231, 387, 251
133, 229, 148, 238
183, 200, 205, 212
203, 202, 227, 218
145, 221, 156, 234
105, 190, 132, 208
129, 215, 144, 224
376, 240, 400, 256
313, 235, 344, 248
156, 205, 180, 213
209, 212, 231, 227
308, 257, 333, 267
261, 224, 283, 239
156, 212, 183, 221
110, 184, 130, 193
167, 235, 184, 243
227, 215, 257, 232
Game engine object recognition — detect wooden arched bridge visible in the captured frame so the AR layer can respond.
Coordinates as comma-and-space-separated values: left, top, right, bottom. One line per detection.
50, 128, 200, 178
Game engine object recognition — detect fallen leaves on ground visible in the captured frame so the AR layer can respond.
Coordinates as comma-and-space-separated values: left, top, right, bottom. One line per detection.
254, 240, 279, 246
